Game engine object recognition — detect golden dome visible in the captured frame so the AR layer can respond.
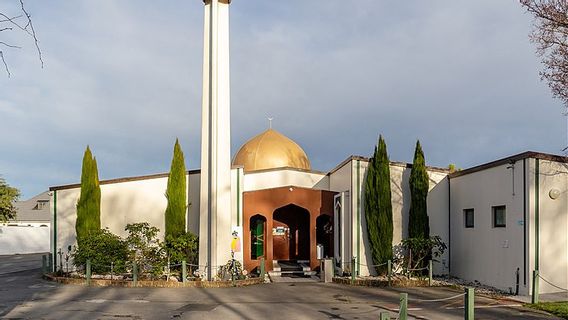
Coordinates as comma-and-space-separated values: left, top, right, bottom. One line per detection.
233, 129, 311, 172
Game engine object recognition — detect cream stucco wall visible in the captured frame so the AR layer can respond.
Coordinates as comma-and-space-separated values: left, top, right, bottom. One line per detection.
243, 169, 329, 192
450, 161, 527, 294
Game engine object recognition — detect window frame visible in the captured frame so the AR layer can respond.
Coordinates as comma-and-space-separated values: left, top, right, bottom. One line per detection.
464, 208, 475, 228
492, 205, 506, 228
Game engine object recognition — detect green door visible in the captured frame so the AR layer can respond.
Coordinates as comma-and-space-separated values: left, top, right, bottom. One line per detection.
251, 219, 264, 259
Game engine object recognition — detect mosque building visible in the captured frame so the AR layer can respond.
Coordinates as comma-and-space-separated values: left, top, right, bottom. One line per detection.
49, 0, 567, 297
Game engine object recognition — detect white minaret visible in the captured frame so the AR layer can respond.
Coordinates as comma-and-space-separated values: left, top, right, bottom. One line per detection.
199, 0, 232, 281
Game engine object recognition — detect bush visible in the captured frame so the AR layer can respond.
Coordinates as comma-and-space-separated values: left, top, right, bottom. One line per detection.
125, 222, 165, 276
163, 232, 199, 266
72, 228, 128, 274
400, 235, 446, 276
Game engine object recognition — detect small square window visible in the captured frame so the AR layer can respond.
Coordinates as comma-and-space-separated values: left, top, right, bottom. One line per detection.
493, 206, 506, 228
464, 209, 474, 228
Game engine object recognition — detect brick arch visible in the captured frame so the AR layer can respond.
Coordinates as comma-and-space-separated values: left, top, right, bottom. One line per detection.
243, 186, 337, 272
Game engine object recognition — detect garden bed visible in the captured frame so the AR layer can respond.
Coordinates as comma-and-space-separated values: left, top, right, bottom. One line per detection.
43, 273, 264, 288
333, 275, 428, 287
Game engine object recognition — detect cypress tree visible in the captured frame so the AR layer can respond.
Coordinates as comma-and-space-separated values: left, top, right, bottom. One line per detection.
408, 140, 430, 239
76, 146, 101, 242
364, 135, 393, 274
165, 139, 187, 238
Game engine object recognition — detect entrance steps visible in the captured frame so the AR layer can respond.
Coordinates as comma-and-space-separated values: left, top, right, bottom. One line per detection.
269, 260, 316, 278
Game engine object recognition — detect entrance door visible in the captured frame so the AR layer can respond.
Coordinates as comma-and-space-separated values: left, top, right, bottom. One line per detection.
250, 215, 266, 259
273, 204, 310, 261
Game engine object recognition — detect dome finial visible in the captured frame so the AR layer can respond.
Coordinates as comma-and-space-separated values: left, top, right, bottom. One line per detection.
267, 116, 274, 129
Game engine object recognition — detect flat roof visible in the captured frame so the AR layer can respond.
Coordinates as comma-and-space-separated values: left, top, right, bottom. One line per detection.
449, 151, 568, 179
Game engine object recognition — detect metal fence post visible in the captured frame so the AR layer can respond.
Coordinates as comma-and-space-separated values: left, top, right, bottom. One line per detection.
379, 312, 389, 320
42, 255, 47, 274
132, 262, 138, 287
387, 260, 392, 287
86, 259, 92, 286
532, 270, 539, 304
351, 257, 356, 284
428, 260, 433, 286
260, 257, 265, 279
465, 287, 474, 320
182, 260, 187, 285
399, 293, 408, 320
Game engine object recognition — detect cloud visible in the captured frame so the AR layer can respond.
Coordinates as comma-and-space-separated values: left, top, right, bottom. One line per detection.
0, 0, 563, 198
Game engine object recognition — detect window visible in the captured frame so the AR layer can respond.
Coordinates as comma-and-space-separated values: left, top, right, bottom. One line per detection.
464, 209, 474, 228
492, 206, 506, 228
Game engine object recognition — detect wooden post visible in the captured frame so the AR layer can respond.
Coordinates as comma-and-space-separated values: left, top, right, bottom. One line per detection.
351, 257, 356, 284
379, 312, 390, 320
132, 262, 138, 287
86, 259, 91, 286
182, 260, 187, 285
532, 270, 539, 304
428, 260, 433, 286
399, 293, 408, 320
464, 287, 474, 320
387, 260, 392, 287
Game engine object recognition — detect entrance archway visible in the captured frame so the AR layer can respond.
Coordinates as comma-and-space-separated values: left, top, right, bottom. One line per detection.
273, 204, 310, 261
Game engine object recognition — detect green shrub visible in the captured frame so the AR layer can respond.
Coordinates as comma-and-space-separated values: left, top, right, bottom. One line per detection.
72, 228, 128, 274
400, 235, 446, 275
124, 222, 165, 276
76, 146, 101, 241
163, 232, 199, 266
165, 139, 187, 238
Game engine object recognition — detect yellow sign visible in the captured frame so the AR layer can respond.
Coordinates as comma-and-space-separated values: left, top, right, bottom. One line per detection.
231, 236, 241, 252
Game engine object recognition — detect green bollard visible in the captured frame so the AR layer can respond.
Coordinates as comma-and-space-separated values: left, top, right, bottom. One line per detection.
399, 293, 408, 320
260, 257, 265, 279
132, 262, 138, 287
182, 260, 187, 285
428, 260, 433, 286
532, 270, 539, 304
42, 255, 47, 274
387, 260, 392, 287
351, 257, 356, 284
465, 287, 474, 320
86, 259, 92, 286
379, 311, 390, 320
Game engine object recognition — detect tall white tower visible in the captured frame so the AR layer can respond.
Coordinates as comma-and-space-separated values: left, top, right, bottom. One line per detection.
199, 0, 232, 281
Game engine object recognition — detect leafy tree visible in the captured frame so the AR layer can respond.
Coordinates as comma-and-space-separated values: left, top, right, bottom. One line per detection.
76, 146, 101, 242
364, 135, 393, 274
164, 139, 187, 238
125, 222, 164, 276
520, 1, 568, 108
408, 141, 430, 240
72, 228, 129, 274
163, 232, 199, 266
0, 177, 20, 222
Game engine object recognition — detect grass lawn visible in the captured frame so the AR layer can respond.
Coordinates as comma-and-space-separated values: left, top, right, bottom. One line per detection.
525, 302, 568, 319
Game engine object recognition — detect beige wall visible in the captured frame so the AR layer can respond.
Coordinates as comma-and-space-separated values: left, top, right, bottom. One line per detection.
531, 159, 568, 294
243, 169, 328, 192
450, 161, 527, 294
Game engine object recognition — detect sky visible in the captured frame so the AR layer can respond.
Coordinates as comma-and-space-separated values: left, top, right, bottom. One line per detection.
0, 0, 565, 199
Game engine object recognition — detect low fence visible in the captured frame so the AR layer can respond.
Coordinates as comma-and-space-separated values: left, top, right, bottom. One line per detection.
378, 288, 475, 320
531, 270, 568, 304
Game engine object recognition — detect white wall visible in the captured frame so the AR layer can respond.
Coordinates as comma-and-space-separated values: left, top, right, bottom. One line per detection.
0, 226, 50, 255
243, 169, 328, 192
532, 159, 568, 294
450, 162, 526, 294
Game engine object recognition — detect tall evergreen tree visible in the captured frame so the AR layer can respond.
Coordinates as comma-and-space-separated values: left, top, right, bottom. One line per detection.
364, 135, 393, 274
76, 146, 101, 242
408, 140, 430, 239
165, 139, 187, 238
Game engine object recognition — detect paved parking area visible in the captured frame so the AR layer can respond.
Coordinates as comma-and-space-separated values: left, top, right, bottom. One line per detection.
0, 254, 560, 319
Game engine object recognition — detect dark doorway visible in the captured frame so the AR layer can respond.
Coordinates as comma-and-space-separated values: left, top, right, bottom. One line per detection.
250, 215, 266, 260
273, 204, 310, 261
316, 214, 333, 258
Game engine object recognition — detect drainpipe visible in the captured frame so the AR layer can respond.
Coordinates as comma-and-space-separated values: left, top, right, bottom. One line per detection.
356, 160, 361, 276
52, 190, 57, 272
534, 159, 540, 273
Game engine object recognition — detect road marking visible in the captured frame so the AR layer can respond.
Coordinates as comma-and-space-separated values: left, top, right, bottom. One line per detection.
445, 304, 522, 310
86, 299, 149, 304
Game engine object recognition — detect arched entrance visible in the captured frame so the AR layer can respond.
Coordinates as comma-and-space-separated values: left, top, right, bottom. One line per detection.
273, 204, 310, 261
316, 214, 333, 258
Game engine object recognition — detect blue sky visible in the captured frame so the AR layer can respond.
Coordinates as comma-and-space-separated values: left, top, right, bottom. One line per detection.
0, 0, 565, 198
